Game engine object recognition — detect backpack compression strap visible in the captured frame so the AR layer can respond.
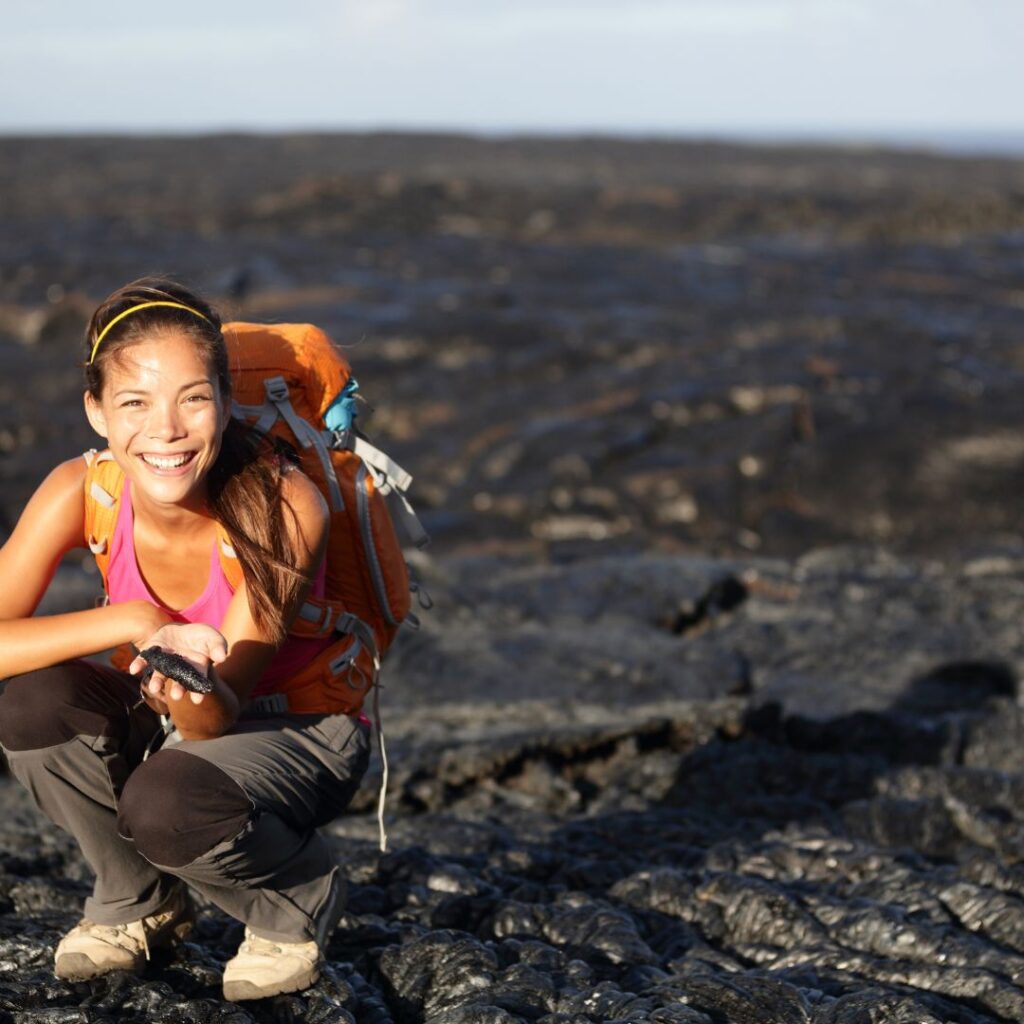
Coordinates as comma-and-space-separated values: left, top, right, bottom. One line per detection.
328, 430, 430, 551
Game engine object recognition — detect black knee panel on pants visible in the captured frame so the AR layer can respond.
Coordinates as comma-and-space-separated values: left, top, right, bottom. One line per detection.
0, 661, 138, 752
118, 748, 253, 868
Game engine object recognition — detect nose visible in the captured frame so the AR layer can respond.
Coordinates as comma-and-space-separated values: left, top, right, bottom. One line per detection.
145, 400, 185, 442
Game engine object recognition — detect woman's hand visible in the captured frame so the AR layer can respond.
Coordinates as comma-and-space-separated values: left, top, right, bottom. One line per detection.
129, 622, 228, 706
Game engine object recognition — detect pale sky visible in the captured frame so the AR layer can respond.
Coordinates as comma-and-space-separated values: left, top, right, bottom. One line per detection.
3, 0, 1022, 140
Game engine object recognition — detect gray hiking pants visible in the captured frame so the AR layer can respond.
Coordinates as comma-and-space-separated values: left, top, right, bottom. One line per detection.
0, 660, 369, 943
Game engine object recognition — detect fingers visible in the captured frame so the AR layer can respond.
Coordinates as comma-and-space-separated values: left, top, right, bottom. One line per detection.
166, 679, 204, 703
146, 673, 206, 704
196, 631, 228, 664
205, 631, 228, 662
167, 680, 187, 703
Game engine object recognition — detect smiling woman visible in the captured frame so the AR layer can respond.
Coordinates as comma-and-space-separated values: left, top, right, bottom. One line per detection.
81, 282, 314, 644
0, 278, 369, 1002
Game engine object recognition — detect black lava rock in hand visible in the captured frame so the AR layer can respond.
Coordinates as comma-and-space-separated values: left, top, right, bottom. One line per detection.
139, 647, 214, 694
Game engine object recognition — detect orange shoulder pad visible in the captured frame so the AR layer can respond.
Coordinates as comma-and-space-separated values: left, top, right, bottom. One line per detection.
82, 450, 124, 590
215, 523, 245, 591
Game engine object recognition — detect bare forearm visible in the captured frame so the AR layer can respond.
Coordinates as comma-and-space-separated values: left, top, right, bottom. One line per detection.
166, 669, 241, 740
0, 602, 159, 679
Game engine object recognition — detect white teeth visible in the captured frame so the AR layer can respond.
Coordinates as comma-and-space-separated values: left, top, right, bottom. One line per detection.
141, 453, 192, 469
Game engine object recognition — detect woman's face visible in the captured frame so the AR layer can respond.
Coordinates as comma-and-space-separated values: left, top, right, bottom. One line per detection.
84, 329, 227, 510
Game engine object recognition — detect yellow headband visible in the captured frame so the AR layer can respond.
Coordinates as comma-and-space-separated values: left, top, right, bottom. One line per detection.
88, 301, 213, 364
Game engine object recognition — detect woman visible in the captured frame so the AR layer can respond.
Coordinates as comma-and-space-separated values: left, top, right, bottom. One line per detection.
0, 278, 370, 1001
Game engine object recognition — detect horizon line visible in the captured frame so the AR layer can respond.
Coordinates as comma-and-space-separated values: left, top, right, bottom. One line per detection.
3, 124, 1024, 156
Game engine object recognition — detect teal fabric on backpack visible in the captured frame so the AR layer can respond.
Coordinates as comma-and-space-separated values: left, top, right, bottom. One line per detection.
324, 378, 359, 432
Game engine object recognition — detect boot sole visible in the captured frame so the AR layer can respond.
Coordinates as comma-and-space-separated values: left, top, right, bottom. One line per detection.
54, 914, 193, 981
223, 964, 320, 1002
55, 951, 142, 981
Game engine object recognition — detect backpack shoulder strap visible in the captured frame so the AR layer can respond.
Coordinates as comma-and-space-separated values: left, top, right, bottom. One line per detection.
215, 523, 245, 591
82, 449, 124, 589
83, 449, 245, 595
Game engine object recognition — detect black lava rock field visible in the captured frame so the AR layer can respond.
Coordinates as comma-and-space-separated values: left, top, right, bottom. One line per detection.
1, 134, 1024, 1021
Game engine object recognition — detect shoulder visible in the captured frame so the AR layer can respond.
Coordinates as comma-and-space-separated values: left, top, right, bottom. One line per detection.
37, 456, 89, 514
6, 457, 88, 555
0, 458, 90, 619
280, 466, 328, 520
276, 468, 327, 565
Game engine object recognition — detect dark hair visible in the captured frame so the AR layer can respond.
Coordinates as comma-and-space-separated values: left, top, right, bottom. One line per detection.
84, 277, 308, 644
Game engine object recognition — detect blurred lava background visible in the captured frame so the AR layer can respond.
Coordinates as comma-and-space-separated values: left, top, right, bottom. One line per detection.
1, 134, 1023, 568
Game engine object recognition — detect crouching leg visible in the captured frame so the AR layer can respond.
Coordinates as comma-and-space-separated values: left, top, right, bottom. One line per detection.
117, 712, 370, 999
0, 662, 190, 979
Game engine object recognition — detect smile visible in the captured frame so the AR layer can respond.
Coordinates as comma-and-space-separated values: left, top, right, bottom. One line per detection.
139, 452, 197, 470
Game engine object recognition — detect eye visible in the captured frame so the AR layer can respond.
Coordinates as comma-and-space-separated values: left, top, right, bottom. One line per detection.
120, 399, 144, 408
185, 393, 213, 404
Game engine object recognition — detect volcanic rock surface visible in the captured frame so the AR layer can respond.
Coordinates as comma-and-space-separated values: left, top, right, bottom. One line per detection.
1, 134, 1024, 1021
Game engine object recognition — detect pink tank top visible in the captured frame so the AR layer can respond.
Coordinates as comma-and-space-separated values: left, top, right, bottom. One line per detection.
106, 480, 333, 696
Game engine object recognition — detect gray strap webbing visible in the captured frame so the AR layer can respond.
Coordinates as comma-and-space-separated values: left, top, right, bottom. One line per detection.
263, 378, 344, 512
307, 425, 344, 512
326, 430, 427, 547
334, 611, 380, 665
254, 405, 279, 435
297, 604, 380, 674
247, 693, 289, 715
328, 637, 362, 676
82, 448, 115, 467
385, 489, 430, 550
297, 600, 333, 636
351, 437, 413, 492
296, 605, 379, 662
264, 377, 311, 448
232, 399, 279, 437
85, 452, 115, 556
90, 482, 116, 509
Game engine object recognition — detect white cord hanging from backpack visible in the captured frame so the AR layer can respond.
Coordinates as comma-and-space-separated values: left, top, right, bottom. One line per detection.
372, 660, 389, 854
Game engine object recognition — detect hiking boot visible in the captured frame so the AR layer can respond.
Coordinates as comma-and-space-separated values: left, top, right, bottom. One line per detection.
222, 928, 322, 1001
54, 887, 194, 981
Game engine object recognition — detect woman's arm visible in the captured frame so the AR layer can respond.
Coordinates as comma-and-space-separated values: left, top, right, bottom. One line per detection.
135, 468, 330, 740
0, 458, 172, 677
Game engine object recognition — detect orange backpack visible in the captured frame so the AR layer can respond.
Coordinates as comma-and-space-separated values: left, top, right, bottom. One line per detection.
83, 321, 428, 716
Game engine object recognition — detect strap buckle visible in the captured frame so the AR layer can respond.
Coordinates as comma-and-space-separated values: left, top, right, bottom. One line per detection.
247, 693, 290, 715
264, 376, 291, 404
326, 428, 353, 451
